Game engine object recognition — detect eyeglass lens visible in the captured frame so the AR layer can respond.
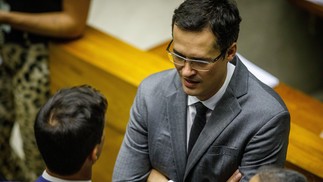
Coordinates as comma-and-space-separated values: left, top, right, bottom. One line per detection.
168, 53, 210, 71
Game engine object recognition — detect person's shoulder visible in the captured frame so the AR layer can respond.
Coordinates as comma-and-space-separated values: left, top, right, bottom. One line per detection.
232, 57, 288, 112
35, 175, 51, 182
247, 76, 288, 113
140, 69, 177, 86
137, 69, 177, 95
145, 69, 176, 80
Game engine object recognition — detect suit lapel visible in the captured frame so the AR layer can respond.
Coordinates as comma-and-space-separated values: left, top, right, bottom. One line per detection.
184, 88, 241, 178
167, 77, 188, 182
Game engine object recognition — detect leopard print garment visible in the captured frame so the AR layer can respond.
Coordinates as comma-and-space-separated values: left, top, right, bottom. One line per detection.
0, 43, 50, 181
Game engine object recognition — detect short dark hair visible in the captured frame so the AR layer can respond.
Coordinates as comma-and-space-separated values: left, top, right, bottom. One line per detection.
172, 0, 241, 55
34, 85, 107, 175
257, 166, 308, 182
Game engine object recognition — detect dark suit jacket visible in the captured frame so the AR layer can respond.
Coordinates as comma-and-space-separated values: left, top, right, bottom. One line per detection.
35, 175, 51, 182
113, 56, 290, 182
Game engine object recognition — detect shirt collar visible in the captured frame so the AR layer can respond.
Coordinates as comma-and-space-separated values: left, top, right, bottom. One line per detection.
42, 170, 92, 182
188, 62, 235, 110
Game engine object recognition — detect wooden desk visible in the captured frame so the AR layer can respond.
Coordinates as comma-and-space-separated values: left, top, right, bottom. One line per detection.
288, 0, 323, 18
50, 26, 323, 181
275, 83, 323, 180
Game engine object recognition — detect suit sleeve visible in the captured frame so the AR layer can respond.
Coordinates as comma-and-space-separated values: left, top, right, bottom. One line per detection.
112, 84, 151, 182
239, 110, 290, 181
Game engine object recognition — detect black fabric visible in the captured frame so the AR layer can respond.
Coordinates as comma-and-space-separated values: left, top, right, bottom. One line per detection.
7, 0, 62, 12
188, 102, 208, 155
3, 0, 63, 43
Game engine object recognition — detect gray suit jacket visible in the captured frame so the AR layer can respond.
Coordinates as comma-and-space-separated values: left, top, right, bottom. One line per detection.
113, 56, 290, 182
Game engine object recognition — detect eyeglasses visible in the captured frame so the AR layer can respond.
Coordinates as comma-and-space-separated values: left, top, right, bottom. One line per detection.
166, 40, 223, 71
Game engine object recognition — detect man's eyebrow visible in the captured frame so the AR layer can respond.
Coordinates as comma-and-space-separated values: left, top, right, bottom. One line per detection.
173, 49, 185, 57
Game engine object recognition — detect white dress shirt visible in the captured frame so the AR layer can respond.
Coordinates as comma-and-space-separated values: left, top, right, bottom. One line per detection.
42, 170, 92, 182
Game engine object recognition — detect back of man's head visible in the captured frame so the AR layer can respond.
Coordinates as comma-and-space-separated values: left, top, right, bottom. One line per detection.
34, 85, 107, 176
251, 166, 308, 182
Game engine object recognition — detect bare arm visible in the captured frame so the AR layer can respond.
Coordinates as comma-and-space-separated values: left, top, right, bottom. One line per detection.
0, 0, 90, 38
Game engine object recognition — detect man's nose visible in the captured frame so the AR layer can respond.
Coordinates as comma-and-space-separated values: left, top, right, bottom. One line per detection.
181, 61, 196, 76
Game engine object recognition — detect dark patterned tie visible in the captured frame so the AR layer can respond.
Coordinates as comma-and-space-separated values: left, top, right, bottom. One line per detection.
188, 102, 208, 155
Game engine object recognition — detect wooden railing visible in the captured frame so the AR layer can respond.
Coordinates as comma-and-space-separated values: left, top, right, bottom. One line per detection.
49, 26, 323, 181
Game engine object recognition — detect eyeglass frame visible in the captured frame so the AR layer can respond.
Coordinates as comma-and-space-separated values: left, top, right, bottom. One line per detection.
166, 39, 225, 71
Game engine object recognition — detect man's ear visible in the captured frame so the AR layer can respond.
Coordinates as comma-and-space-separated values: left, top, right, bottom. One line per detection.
90, 145, 100, 164
90, 135, 105, 164
226, 42, 237, 61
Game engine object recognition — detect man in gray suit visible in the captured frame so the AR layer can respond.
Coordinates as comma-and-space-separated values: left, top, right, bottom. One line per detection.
113, 0, 290, 181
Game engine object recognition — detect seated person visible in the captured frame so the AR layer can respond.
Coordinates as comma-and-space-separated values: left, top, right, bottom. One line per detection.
34, 85, 107, 181
249, 166, 307, 182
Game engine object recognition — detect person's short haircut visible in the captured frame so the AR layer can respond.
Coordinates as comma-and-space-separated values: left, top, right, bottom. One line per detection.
172, 0, 241, 56
34, 85, 107, 175
257, 166, 308, 182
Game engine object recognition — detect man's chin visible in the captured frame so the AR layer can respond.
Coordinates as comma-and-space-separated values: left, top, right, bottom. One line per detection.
183, 86, 198, 97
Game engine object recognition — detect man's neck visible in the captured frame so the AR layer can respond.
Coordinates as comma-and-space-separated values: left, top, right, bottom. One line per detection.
45, 168, 92, 182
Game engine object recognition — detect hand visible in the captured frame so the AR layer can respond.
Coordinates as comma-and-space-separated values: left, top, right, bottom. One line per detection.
227, 169, 242, 182
147, 169, 169, 182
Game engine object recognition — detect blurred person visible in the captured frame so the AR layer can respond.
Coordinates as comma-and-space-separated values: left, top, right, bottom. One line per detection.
249, 166, 308, 182
0, 0, 91, 180
34, 85, 107, 182
113, 0, 290, 181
